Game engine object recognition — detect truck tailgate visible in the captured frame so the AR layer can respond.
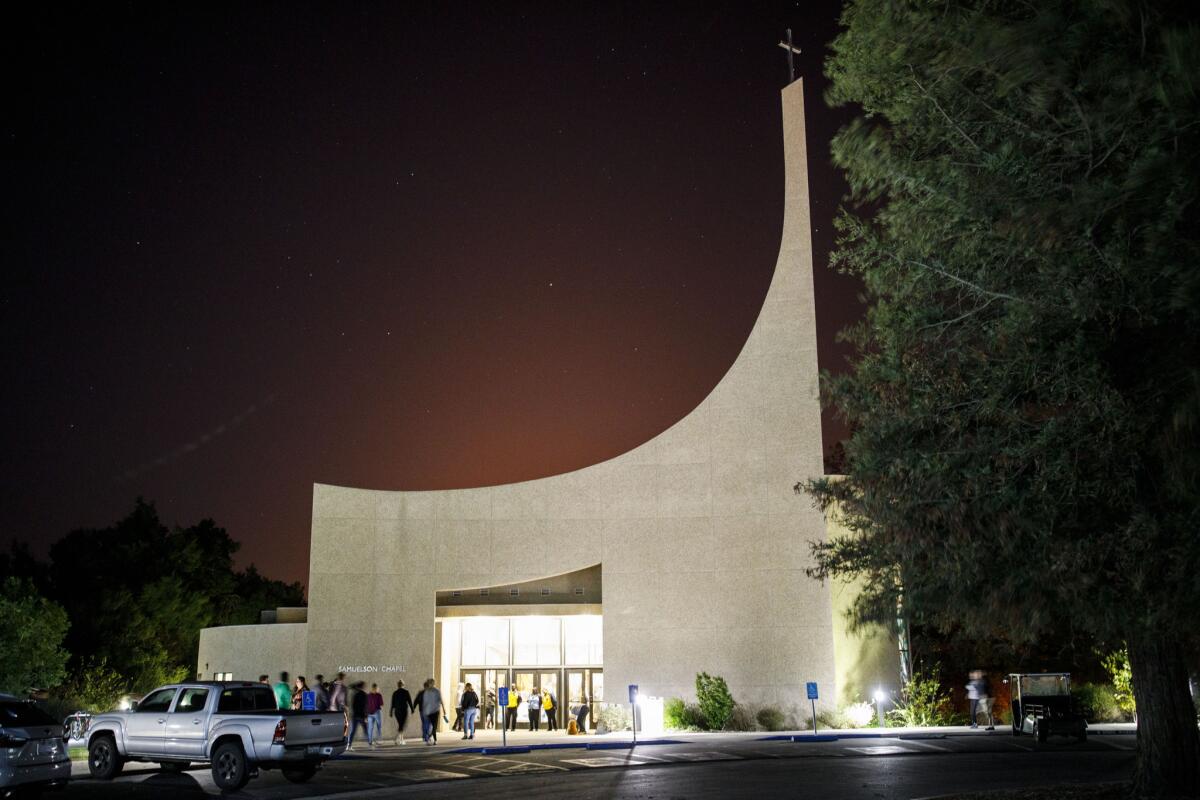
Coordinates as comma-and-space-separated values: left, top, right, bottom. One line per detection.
283, 712, 345, 746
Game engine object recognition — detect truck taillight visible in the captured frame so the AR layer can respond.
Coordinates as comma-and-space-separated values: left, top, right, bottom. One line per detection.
273, 719, 286, 745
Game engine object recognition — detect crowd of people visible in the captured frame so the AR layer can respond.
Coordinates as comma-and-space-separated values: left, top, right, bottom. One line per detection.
256, 671, 592, 746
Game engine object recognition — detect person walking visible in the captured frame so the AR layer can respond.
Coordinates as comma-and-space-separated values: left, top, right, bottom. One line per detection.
329, 672, 348, 714
273, 671, 292, 710
506, 688, 520, 731
419, 679, 447, 745
978, 672, 995, 731
290, 675, 309, 710
367, 683, 384, 747
460, 683, 480, 740
483, 690, 496, 730
314, 674, 330, 711
527, 689, 541, 732
348, 682, 370, 751
390, 679, 413, 745
966, 670, 983, 729
414, 681, 430, 743
452, 682, 465, 732
542, 687, 557, 731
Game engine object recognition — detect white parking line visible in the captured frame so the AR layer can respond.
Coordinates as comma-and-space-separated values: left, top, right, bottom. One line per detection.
561, 755, 659, 768
846, 745, 914, 756
380, 768, 471, 782
661, 751, 742, 762
898, 740, 952, 753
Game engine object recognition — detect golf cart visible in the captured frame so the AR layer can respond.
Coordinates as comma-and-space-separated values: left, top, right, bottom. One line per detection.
1007, 672, 1087, 742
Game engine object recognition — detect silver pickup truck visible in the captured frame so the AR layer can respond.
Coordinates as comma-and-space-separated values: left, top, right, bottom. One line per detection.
87, 681, 346, 790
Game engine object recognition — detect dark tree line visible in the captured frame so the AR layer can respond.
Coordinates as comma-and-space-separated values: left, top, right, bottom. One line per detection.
0, 499, 304, 698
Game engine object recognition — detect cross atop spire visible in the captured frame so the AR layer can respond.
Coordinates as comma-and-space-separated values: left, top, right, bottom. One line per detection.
778, 28, 802, 84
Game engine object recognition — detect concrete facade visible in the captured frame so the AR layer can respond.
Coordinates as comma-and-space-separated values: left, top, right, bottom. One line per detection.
197, 622, 307, 681
199, 80, 886, 714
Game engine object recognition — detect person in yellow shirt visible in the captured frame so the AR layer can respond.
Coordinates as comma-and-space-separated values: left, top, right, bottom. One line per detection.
506, 686, 520, 732
542, 688, 557, 731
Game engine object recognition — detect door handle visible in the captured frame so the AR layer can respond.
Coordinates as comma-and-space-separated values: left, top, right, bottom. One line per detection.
157, 718, 166, 724
193, 720, 201, 725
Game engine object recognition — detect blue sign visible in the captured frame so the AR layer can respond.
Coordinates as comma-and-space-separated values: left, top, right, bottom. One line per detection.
806, 682, 818, 700
301, 690, 316, 710
628, 684, 639, 703
498, 687, 509, 707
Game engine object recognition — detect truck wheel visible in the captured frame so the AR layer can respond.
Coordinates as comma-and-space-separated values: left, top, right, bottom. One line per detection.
88, 735, 124, 780
212, 742, 251, 791
160, 760, 190, 772
282, 765, 318, 783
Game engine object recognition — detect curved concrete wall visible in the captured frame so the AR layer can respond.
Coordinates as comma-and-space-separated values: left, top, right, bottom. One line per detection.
304, 79, 833, 710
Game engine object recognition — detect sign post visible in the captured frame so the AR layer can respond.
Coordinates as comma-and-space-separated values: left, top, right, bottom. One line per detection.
806, 682, 819, 734
498, 687, 509, 747
301, 690, 316, 711
628, 684, 639, 746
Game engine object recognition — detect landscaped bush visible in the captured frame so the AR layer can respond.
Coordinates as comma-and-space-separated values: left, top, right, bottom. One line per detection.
886, 667, 960, 727
595, 703, 632, 733
724, 703, 757, 731
695, 672, 735, 731
841, 701, 876, 728
664, 698, 707, 731
1102, 648, 1136, 718
755, 707, 786, 731
1074, 682, 1126, 722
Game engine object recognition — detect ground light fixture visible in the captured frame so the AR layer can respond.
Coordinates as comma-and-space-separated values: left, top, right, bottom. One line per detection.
873, 688, 887, 728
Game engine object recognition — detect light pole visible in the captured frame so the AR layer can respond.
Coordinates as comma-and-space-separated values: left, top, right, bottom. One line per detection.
873, 688, 886, 729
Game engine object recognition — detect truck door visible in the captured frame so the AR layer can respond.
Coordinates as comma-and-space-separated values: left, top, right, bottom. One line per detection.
164, 686, 211, 759
126, 688, 177, 756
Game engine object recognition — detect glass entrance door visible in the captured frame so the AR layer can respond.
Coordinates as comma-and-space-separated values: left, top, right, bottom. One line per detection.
566, 668, 602, 730
512, 671, 535, 725
539, 671, 559, 729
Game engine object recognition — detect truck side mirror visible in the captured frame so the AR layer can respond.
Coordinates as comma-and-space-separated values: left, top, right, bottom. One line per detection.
129, 701, 138, 711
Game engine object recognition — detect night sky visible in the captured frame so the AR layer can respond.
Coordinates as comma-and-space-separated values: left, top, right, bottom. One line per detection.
6, 2, 858, 590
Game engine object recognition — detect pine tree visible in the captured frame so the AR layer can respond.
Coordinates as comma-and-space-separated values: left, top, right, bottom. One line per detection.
805, 2, 1200, 795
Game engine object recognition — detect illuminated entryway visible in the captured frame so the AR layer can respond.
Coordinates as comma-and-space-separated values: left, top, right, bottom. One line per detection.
435, 565, 602, 729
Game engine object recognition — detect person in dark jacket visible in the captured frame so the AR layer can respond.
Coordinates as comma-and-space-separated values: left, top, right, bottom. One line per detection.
347, 682, 370, 751
314, 674, 330, 711
575, 693, 590, 732
391, 679, 413, 745
460, 683, 480, 739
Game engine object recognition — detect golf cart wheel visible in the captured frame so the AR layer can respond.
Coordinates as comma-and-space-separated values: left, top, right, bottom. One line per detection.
211, 741, 251, 791
282, 765, 318, 783
1035, 719, 1048, 742
88, 734, 124, 779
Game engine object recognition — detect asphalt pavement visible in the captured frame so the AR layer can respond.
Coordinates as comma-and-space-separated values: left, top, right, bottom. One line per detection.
58, 726, 1137, 799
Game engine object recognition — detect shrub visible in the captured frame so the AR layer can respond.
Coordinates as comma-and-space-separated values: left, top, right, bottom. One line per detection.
756, 707, 786, 731
724, 704, 756, 731
886, 667, 959, 727
695, 672, 735, 731
595, 703, 632, 733
664, 697, 706, 731
67, 660, 128, 713
1102, 648, 1136, 717
841, 701, 876, 728
1073, 682, 1125, 723
664, 697, 687, 729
